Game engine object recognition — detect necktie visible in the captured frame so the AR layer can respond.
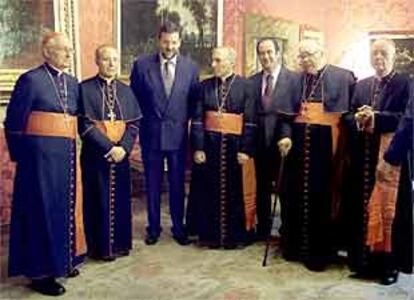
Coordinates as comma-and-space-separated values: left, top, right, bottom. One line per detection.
163, 60, 173, 97
262, 74, 274, 109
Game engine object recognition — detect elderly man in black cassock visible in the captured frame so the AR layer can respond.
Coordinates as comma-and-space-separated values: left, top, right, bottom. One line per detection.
343, 39, 411, 285
79, 45, 141, 262
5, 32, 86, 296
188, 47, 256, 249
281, 39, 356, 271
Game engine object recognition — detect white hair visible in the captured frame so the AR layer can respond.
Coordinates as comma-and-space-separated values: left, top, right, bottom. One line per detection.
371, 38, 396, 55
214, 47, 237, 65
298, 39, 324, 55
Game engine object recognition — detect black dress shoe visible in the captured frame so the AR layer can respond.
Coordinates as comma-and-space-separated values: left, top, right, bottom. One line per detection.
66, 268, 80, 278
173, 236, 191, 246
282, 252, 299, 262
199, 241, 220, 249
305, 261, 327, 272
349, 269, 379, 280
255, 233, 269, 242
223, 244, 237, 250
380, 270, 399, 285
117, 250, 130, 257
29, 278, 66, 296
145, 235, 158, 245
101, 256, 116, 262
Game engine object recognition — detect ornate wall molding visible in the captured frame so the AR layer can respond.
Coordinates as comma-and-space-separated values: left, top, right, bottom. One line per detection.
54, 0, 81, 78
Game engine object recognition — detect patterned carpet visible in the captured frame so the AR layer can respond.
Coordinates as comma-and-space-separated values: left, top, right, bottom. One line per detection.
0, 197, 413, 300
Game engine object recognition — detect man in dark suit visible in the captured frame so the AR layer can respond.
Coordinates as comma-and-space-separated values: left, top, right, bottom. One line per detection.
249, 38, 302, 241
130, 21, 199, 246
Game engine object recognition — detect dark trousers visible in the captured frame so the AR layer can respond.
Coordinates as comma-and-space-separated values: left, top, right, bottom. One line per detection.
142, 147, 187, 239
254, 141, 280, 236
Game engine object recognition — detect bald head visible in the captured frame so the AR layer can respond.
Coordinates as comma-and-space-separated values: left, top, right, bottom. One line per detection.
211, 47, 236, 79
297, 39, 325, 74
370, 39, 396, 77
95, 45, 119, 80
42, 32, 72, 71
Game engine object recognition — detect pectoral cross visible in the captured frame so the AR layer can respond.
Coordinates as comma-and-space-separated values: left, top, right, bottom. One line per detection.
108, 110, 116, 122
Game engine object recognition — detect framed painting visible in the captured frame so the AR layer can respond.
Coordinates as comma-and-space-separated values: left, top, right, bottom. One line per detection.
0, 0, 80, 104
118, 0, 223, 79
244, 14, 299, 76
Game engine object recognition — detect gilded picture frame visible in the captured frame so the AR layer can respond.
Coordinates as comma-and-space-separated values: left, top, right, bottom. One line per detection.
244, 14, 300, 77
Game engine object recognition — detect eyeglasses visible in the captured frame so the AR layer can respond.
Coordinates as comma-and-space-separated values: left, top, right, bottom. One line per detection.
297, 51, 320, 59
50, 46, 73, 53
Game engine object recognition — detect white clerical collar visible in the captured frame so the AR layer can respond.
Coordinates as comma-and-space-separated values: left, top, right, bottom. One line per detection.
46, 63, 64, 76
160, 53, 178, 66
98, 75, 116, 86
263, 64, 281, 81
375, 69, 394, 80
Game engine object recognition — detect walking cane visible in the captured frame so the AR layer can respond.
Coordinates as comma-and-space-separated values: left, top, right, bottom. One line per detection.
262, 155, 286, 267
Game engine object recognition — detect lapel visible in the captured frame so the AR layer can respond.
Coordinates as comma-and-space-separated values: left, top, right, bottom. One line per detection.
253, 71, 264, 110
163, 55, 185, 114
147, 54, 167, 117
271, 67, 289, 110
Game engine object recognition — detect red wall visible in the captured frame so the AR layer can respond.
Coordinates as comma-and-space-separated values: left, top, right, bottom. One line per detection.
78, 0, 115, 79
324, 0, 414, 64
223, 0, 414, 72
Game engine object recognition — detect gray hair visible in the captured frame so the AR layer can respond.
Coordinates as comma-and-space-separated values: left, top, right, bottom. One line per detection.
298, 39, 324, 55
371, 38, 396, 55
214, 47, 237, 65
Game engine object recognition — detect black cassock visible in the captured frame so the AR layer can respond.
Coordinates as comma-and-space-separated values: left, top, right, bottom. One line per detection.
187, 74, 256, 248
5, 64, 85, 278
342, 72, 411, 274
281, 65, 356, 270
79, 76, 141, 259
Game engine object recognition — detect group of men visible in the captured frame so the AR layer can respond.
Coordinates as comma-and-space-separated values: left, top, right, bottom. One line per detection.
4, 21, 412, 296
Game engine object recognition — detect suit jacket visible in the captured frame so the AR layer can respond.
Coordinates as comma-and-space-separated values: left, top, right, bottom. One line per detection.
130, 53, 199, 151
249, 67, 302, 147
